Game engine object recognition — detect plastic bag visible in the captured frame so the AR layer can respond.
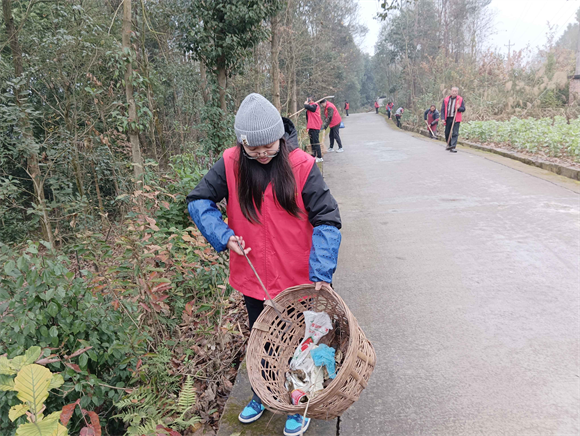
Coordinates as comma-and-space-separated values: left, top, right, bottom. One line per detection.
289, 311, 333, 371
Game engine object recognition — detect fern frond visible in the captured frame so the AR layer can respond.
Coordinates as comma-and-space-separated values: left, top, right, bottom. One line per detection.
177, 375, 196, 414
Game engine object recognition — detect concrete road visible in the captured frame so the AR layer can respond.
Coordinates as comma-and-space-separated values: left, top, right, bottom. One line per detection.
325, 113, 580, 435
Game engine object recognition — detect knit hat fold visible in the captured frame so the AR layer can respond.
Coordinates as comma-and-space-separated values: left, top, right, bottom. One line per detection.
234, 93, 284, 147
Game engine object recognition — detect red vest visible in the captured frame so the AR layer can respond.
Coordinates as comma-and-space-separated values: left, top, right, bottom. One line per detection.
427, 111, 437, 125
374, 102, 379, 108
324, 102, 342, 128
443, 95, 463, 122
306, 103, 322, 130
223, 147, 315, 300
345, 103, 349, 110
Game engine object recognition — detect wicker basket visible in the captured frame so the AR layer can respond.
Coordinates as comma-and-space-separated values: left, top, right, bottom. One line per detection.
246, 284, 376, 420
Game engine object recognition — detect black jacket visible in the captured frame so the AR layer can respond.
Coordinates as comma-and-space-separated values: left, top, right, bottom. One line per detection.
186, 118, 341, 229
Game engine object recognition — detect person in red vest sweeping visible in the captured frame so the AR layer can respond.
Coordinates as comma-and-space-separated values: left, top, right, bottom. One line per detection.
423, 105, 439, 138
441, 87, 466, 153
374, 100, 380, 114
344, 100, 350, 116
386, 101, 394, 119
320, 99, 344, 153
304, 96, 323, 162
186, 93, 341, 436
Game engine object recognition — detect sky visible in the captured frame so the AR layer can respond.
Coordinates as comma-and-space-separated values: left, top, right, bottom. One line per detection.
357, 0, 580, 55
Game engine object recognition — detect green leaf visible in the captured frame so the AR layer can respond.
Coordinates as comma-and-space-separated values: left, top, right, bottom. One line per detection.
24, 346, 42, 364
49, 374, 64, 390
49, 326, 58, 338
11, 356, 26, 371
0, 374, 15, 391
4, 260, 15, 274
15, 417, 58, 436
47, 302, 59, 317
9, 403, 28, 421
14, 364, 52, 416
0, 356, 17, 375
78, 353, 88, 369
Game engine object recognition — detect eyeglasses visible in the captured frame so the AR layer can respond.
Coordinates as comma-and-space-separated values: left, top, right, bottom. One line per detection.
242, 147, 279, 160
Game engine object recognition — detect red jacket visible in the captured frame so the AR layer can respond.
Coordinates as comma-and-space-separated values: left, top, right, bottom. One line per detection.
324, 102, 342, 128
306, 103, 322, 130
223, 146, 314, 300
374, 101, 379, 108
442, 95, 464, 122
345, 102, 349, 110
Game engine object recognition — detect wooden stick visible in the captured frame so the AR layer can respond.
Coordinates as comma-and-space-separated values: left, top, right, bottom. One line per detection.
289, 95, 335, 118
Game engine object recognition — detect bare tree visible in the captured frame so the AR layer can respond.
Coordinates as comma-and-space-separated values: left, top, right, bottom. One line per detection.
122, 0, 144, 183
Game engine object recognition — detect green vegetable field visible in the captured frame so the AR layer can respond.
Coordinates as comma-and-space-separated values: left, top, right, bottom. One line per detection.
462, 117, 580, 161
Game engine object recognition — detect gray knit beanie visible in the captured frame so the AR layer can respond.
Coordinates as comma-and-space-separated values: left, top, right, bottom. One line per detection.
234, 93, 284, 147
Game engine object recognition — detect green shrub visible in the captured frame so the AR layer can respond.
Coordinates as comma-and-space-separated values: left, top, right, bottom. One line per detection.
0, 242, 148, 435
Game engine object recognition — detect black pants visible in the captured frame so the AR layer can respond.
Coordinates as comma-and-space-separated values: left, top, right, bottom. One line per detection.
308, 129, 321, 158
444, 118, 460, 149
387, 109, 391, 119
395, 114, 401, 128
329, 125, 343, 149
244, 295, 264, 402
244, 295, 264, 330
346, 109, 349, 116
375, 107, 379, 114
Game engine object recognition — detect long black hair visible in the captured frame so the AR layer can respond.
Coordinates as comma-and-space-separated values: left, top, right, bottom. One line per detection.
236, 138, 301, 224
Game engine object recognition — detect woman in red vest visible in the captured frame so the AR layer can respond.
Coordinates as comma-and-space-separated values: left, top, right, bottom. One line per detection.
374, 100, 379, 114
321, 99, 344, 153
344, 100, 350, 116
187, 93, 341, 436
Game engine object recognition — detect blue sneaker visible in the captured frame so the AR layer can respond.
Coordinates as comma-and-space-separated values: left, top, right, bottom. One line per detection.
284, 414, 311, 435
238, 399, 265, 423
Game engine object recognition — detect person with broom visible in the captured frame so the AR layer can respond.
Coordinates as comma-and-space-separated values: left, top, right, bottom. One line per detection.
424, 105, 439, 138
320, 98, 344, 152
394, 106, 404, 128
186, 93, 342, 436
441, 87, 465, 153
386, 101, 394, 119
304, 96, 323, 162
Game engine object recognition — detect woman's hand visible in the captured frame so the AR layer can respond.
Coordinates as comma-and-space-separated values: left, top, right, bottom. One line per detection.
314, 281, 330, 291
227, 235, 251, 256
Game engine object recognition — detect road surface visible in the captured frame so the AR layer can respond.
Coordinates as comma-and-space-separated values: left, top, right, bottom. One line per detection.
327, 113, 579, 435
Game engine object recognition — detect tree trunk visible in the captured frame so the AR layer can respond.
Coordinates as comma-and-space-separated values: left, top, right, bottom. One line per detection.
122, 0, 144, 183
200, 60, 210, 105
289, 52, 297, 115
271, 13, 281, 111
217, 59, 227, 113
3, 0, 54, 246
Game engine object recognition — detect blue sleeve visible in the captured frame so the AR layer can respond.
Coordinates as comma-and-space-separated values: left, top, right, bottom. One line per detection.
188, 200, 234, 252
309, 225, 341, 283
